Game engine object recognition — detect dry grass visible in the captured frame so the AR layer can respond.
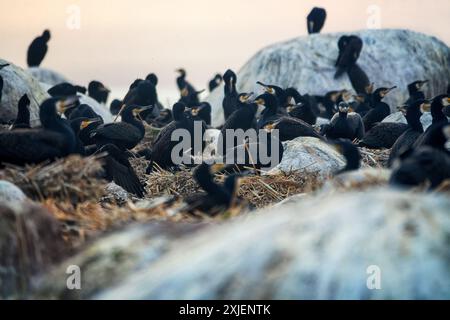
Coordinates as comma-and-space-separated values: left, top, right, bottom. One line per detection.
359, 147, 390, 168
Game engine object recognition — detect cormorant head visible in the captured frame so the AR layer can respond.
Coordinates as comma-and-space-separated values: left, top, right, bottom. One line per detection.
284, 87, 302, 105
129, 79, 143, 90
256, 81, 283, 97
408, 80, 428, 93
331, 139, 361, 173
375, 86, 396, 99
172, 102, 186, 121
88, 80, 110, 103
40, 96, 78, 122
42, 29, 51, 42
238, 92, 253, 104
176, 68, 186, 77
214, 74, 222, 83
223, 69, 237, 87
254, 93, 278, 110
338, 102, 349, 114
110, 99, 123, 115
145, 73, 158, 86
136, 80, 157, 103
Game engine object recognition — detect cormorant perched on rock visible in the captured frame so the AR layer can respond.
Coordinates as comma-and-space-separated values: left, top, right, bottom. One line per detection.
331, 139, 361, 174
413, 94, 449, 148
358, 121, 408, 149
190, 102, 212, 126
183, 163, 242, 216
334, 35, 363, 79
388, 99, 430, 166
307, 7, 327, 34
405, 80, 428, 105
324, 102, 365, 140
109, 99, 122, 115
389, 145, 450, 190
362, 86, 396, 130
27, 30, 50, 67
219, 93, 257, 155
0, 97, 78, 165
10, 94, 31, 130
68, 103, 101, 121
47, 82, 85, 97
88, 81, 110, 104
222, 69, 239, 120
208, 73, 222, 92
90, 105, 151, 151
98, 144, 146, 198
147, 102, 193, 171
284, 87, 317, 125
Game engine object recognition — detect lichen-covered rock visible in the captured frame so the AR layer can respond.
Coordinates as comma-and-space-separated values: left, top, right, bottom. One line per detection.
267, 136, 345, 177
0, 59, 49, 126
0, 180, 27, 206
27, 67, 68, 86
89, 189, 448, 300
0, 202, 64, 298
320, 168, 391, 193
206, 29, 450, 126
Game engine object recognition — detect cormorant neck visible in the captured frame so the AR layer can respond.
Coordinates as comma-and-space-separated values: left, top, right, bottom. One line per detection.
224, 79, 236, 95
406, 112, 423, 132
122, 111, 145, 134
338, 111, 348, 118
15, 103, 30, 126
431, 100, 446, 124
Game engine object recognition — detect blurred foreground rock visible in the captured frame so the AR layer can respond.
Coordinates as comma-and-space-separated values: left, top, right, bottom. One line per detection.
34, 189, 450, 299
0, 59, 49, 126
207, 29, 450, 126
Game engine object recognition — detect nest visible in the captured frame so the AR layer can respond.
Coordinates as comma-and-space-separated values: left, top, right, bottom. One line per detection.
0, 155, 107, 203
359, 147, 390, 168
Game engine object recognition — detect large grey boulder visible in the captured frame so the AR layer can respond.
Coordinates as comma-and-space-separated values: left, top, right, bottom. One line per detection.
207, 29, 450, 126
34, 189, 450, 299
27, 67, 68, 86
0, 59, 49, 126
382, 111, 449, 130
267, 136, 345, 177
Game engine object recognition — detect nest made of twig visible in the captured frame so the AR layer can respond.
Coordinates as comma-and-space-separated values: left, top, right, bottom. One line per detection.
359, 147, 390, 168
0, 155, 107, 203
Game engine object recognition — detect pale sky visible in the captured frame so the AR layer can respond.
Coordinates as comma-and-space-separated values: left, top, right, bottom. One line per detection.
1, 0, 449, 97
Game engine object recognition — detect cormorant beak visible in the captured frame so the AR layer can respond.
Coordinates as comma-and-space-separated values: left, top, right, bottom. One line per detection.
210, 163, 226, 173
133, 106, 152, 116
191, 107, 199, 116
384, 86, 397, 95
196, 89, 205, 95
239, 92, 254, 103
254, 98, 265, 106
419, 80, 429, 88
420, 102, 432, 113
256, 81, 275, 94
56, 96, 79, 114
80, 118, 102, 129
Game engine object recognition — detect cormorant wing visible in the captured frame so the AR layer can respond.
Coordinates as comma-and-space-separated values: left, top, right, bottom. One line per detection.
93, 122, 141, 141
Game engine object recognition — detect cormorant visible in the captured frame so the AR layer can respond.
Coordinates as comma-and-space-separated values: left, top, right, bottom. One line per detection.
284, 87, 317, 125
98, 143, 146, 198
176, 69, 200, 107
190, 102, 212, 126
307, 7, 327, 34
122, 80, 157, 116
358, 121, 408, 149
413, 94, 449, 148
70, 117, 102, 147
405, 80, 427, 105
256, 81, 288, 111
147, 102, 193, 171
362, 86, 396, 130
10, 94, 31, 130
90, 104, 151, 150
389, 145, 450, 190
331, 139, 361, 174
109, 99, 123, 115
334, 35, 363, 79
222, 69, 239, 120
0, 97, 78, 165
317, 90, 341, 119
324, 102, 365, 140
27, 30, 50, 67
145, 73, 164, 111
388, 99, 429, 166
88, 81, 110, 104
255, 93, 323, 141
68, 103, 101, 121
184, 163, 241, 216
219, 93, 257, 155
145, 73, 158, 86
208, 73, 222, 92
347, 63, 371, 95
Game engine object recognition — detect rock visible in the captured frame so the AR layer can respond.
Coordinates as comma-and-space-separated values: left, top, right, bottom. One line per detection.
32, 189, 449, 299
33, 222, 207, 299
320, 168, 391, 193
267, 136, 345, 177
39, 82, 114, 123
206, 29, 450, 126
27, 67, 68, 86
382, 111, 449, 131
0, 202, 64, 298
0, 59, 49, 126
102, 182, 131, 204
0, 180, 27, 207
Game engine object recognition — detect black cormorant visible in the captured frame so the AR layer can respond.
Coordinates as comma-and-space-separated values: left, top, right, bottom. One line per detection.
10, 94, 31, 130
358, 121, 408, 149
27, 30, 50, 67
0, 97, 78, 165
184, 163, 241, 216
334, 35, 363, 79
405, 80, 428, 105
331, 139, 361, 174
47, 82, 85, 97
145, 73, 164, 111
190, 102, 212, 126
90, 105, 151, 150
176, 69, 200, 107
70, 117, 102, 147
256, 81, 289, 111
317, 90, 341, 119
222, 69, 239, 120
122, 80, 157, 116
88, 81, 110, 104
208, 73, 222, 92
98, 143, 146, 198
388, 99, 429, 166
307, 7, 327, 34
362, 86, 396, 130
324, 102, 365, 140
68, 103, 101, 121
284, 87, 317, 125
109, 99, 123, 115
